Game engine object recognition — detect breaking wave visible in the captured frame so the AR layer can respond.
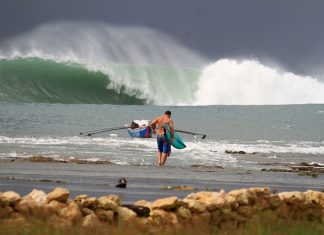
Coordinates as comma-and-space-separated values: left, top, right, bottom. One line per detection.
1, 21, 324, 105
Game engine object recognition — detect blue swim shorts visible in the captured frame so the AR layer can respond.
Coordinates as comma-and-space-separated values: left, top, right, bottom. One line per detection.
157, 135, 170, 153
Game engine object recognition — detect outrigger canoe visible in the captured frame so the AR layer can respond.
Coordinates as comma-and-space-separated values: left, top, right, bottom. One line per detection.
127, 120, 186, 149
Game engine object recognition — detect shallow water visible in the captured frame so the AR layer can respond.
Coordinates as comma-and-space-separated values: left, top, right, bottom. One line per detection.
1, 103, 323, 169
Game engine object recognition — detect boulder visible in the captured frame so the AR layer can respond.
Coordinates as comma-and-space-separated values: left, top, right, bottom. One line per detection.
82, 213, 100, 229
267, 194, 282, 208
14, 197, 48, 217
26, 189, 47, 204
58, 201, 82, 224
0, 191, 21, 205
278, 192, 306, 204
117, 207, 137, 221
150, 209, 178, 225
151, 196, 178, 210
98, 197, 118, 212
81, 208, 94, 216
249, 187, 270, 196
183, 199, 206, 213
135, 200, 152, 208
99, 195, 120, 206
79, 197, 99, 209
191, 211, 211, 225
95, 208, 114, 223
176, 206, 191, 220
0, 205, 13, 218
228, 188, 257, 205
47, 187, 69, 203
123, 205, 150, 217
305, 190, 324, 207
47, 200, 65, 213
224, 195, 239, 209
210, 210, 222, 225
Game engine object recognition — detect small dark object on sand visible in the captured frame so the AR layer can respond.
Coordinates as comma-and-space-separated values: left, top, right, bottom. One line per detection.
116, 178, 127, 188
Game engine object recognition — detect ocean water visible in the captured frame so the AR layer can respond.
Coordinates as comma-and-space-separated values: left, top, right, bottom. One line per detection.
0, 22, 324, 171
1, 103, 323, 169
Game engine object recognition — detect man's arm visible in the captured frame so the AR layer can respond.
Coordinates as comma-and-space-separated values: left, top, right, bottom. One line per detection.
169, 120, 175, 142
150, 117, 159, 134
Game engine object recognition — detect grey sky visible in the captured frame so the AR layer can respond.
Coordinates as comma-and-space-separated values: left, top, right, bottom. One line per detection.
1, 0, 324, 75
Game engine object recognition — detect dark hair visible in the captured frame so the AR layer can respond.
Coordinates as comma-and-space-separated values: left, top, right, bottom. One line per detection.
165, 111, 171, 115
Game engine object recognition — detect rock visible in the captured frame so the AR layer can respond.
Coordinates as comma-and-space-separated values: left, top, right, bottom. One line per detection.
98, 197, 118, 212
26, 189, 47, 204
135, 200, 151, 208
224, 195, 239, 209
0, 191, 21, 205
82, 213, 100, 229
210, 210, 222, 225
117, 207, 137, 221
267, 194, 282, 208
152, 196, 178, 210
176, 206, 191, 220
81, 208, 94, 216
185, 191, 227, 211
228, 188, 257, 205
305, 190, 324, 207
123, 204, 150, 217
58, 201, 82, 224
99, 195, 120, 206
0, 205, 13, 218
191, 211, 211, 225
95, 208, 114, 223
278, 191, 306, 203
161, 185, 194, 190
150, 209, 178, 225
14, 197, 48, 217
249, 187, 270, 196
47, 200, 65, 213
183, 199, 206, 213
237, 205, 254, 217
225, 150, 246, 154
1, 216, 31, 230
74, 194, 88, 202
79, 197, 99, 209
48, 215, 72, 230
47, 187, 69, 203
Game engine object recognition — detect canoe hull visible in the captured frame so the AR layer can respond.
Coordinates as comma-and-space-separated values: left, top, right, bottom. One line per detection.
128, 126, 152, 138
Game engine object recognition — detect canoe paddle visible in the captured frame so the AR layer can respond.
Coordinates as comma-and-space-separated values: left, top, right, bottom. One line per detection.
80, 125, 129, 136
175, 129, 207, 139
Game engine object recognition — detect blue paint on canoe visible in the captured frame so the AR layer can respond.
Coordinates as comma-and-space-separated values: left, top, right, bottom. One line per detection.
128, 126, 152, 138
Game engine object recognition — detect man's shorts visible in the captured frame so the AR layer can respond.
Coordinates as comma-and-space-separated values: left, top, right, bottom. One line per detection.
157, 135, 170, 153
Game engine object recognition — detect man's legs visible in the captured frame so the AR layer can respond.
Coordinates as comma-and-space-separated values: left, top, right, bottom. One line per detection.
161, 153, 168, 166
157, 151, 162, 166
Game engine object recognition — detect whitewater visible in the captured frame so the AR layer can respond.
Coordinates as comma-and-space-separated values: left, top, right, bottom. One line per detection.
1, 21, 324, 105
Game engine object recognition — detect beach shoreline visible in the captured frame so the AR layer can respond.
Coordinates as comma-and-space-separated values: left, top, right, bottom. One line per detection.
1, 160, 323, 204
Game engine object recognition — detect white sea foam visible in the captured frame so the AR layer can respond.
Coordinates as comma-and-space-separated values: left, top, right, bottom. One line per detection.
194, 59, 324, 105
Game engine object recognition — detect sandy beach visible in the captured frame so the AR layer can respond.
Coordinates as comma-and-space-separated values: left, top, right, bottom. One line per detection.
1, 160, 323, 204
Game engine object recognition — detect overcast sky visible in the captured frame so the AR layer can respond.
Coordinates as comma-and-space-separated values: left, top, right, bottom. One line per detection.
1, 0, 324, 75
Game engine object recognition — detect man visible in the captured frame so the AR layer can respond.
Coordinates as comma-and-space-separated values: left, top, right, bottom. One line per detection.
150, 111, 175, 166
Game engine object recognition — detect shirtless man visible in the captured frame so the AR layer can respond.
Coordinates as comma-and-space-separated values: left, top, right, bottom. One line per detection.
150, 111, 175, 166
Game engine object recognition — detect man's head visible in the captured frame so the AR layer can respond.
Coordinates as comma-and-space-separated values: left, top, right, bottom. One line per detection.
165, 111, 171, 117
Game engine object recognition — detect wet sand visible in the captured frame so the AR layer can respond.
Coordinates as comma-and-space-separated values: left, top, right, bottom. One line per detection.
0, 161, 323, 204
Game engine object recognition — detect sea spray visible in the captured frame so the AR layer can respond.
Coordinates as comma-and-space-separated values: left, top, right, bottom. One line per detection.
194, 59, 324, 105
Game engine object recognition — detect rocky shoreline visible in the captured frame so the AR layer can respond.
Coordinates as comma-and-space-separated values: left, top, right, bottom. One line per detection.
1, 187, 323, 233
